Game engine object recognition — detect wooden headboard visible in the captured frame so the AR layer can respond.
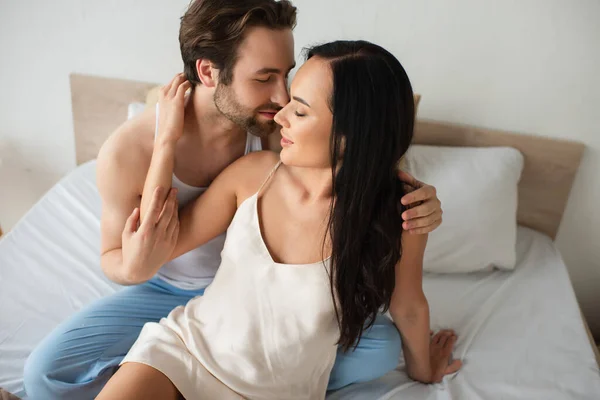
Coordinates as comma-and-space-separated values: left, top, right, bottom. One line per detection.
413, 121, 584, 240
69, 73, 585, 239
70, 73, 157, 166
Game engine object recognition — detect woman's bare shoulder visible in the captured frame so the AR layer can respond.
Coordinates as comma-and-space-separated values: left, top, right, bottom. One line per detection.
217, 150, 281, 198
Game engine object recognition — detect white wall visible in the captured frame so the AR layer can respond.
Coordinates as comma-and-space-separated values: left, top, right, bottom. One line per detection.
1, 0, 599, 336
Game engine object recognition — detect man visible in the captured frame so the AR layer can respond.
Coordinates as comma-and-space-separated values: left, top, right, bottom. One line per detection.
23, 1, 443, 398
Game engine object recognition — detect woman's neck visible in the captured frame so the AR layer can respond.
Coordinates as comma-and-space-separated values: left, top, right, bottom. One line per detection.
285, 164, 333, 204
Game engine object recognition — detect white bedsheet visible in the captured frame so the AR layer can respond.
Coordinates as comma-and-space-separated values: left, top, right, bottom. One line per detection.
0, 161, 119, 397
332, 226, 600, 399
1, 161, 599, 399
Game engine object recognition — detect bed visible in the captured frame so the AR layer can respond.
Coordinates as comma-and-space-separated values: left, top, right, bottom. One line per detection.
0, 73, 599, 399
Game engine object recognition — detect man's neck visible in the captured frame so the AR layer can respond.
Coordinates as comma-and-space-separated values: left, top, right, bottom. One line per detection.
182, 86, 246, 148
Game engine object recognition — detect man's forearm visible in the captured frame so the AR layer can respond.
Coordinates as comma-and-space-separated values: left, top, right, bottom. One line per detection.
101, 249, 153, 286
391, 301, 432, 383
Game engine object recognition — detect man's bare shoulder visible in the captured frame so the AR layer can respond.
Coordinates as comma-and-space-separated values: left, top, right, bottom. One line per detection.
96, 107, 157, 195
98, 107, 156, 167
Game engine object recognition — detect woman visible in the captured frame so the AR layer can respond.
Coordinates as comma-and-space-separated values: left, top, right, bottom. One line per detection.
97, 40, 462, 400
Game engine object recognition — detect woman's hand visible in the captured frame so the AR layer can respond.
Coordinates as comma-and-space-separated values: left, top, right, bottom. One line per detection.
122, 187, 180, 283
157, 73, 192, 145
429, 329, 463, 383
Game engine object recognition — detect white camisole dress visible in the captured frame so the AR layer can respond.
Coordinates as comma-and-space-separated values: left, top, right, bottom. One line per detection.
121, 161, 340, 400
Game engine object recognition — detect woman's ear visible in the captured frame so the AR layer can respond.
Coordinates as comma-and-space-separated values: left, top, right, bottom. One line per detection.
196, 59, 218, 88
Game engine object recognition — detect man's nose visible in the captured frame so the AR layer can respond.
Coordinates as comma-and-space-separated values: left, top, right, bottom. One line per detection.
272, 78, 290, 108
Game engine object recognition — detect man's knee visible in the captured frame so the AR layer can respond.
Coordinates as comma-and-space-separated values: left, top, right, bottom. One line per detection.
328, 316, 402, 391
23, 339, 58, 399
363, 315, 402, 372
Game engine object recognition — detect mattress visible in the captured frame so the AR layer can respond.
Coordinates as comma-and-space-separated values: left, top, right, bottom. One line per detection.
1, 161, 599, 399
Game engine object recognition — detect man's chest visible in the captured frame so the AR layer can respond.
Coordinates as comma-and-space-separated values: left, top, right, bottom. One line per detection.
173, 144, 246, 188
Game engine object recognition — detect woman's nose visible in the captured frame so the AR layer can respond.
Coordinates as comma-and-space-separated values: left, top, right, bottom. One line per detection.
274, 108, 289, 128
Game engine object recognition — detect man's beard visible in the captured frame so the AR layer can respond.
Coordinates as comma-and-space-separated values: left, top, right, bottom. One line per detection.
214, 83, 280, 138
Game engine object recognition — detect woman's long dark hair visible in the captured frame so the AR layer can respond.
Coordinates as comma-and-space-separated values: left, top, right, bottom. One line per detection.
307, 41, 415, 351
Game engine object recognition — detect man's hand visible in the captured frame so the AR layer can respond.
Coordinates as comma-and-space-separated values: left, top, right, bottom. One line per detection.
398, 170, 443, 234
121, 187, 180, 282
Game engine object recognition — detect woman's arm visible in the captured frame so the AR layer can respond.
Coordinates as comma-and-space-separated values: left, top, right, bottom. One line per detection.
389, 232, 462, 383
139, 74, 189, 222
120, 74, 238, 281
389, 233, 432, 382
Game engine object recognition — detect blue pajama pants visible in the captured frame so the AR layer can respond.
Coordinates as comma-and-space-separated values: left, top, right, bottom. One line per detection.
23, 277, 401, 399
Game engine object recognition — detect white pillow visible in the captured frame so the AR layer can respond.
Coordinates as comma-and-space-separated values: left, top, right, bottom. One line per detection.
127, 102, 146, 120
404, 145, 524, 273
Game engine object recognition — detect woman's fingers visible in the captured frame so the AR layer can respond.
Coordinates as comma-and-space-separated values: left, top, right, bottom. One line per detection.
445, 359, 463, 375
438, 331, 452, 348
445, 333, 457, 353
141, 187, 166, 229
430, 329, 462, 378
169, 73, 187, 97
176, 79, 192, 100
162, 74, 177, 97
123, 208, 140, 235
157, 189, 178, 231
166, 198, 179, 239
432, 331, 444, 345
441, 334, 459, 371
161, 73, 186, 98
433, 330, 455, 346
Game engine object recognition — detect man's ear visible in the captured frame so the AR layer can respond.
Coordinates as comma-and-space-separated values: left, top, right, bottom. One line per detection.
196, 59, 219, 88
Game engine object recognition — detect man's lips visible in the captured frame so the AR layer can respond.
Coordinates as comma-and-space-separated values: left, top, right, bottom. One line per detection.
258, 111, 278, 119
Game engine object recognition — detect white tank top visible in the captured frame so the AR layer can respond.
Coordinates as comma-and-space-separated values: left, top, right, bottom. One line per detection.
153, 103, 263, 290
125, 161, 339, 399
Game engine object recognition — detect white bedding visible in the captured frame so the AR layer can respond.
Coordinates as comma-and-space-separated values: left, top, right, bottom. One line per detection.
331, 228, 600, 398
1, 161, 599, 399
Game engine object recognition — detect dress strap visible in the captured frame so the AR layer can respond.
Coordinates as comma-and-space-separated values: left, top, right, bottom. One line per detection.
257, 160, 282, 196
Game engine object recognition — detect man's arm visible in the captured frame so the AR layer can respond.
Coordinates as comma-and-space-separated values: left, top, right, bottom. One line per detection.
96, 110, 154, 285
